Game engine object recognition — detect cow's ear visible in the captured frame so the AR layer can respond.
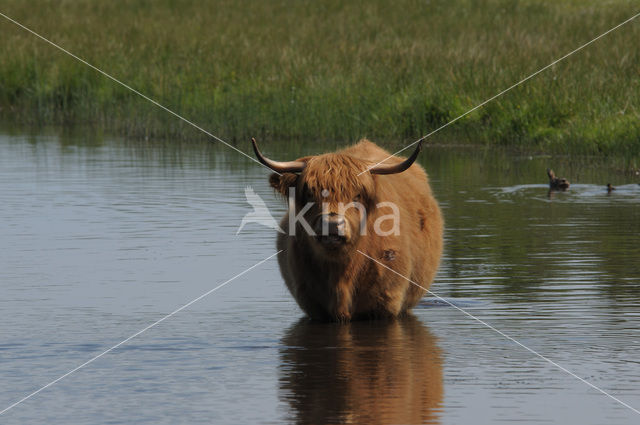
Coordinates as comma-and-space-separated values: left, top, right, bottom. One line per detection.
269, 173, 298, 196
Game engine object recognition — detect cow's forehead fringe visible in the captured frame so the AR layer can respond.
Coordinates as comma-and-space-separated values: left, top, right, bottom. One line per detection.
301, 153, 371, 197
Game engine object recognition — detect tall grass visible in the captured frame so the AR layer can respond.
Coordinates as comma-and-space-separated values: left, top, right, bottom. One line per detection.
0, 0, 639, 158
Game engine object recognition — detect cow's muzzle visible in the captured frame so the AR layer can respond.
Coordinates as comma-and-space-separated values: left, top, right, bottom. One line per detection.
316, 213, 347, 245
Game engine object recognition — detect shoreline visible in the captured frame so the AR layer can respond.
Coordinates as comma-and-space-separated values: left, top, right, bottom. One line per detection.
1, 0, 638, 161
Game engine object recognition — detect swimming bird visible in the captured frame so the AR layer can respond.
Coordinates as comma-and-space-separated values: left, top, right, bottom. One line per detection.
607, 183, 616, 193
237, 186, 284, 234
547, 168, 570, 190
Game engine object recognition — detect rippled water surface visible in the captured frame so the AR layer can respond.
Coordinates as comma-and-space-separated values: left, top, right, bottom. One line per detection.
1, 132, 640, 424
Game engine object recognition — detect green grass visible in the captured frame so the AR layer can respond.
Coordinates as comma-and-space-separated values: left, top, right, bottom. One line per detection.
1, 0, 639, 159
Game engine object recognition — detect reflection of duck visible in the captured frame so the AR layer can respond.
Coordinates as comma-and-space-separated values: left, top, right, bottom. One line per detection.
279, 316, 443, 425
607, 183, 616, 193
547, 168, 570, 190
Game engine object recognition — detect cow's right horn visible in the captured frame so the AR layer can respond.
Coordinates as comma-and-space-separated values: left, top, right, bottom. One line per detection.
252, 138, 306, 173
370, 140, 423, 175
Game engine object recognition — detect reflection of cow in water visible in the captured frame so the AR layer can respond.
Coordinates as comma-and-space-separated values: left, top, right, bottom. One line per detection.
279, 316, 443, 425
254, 139, 444, 321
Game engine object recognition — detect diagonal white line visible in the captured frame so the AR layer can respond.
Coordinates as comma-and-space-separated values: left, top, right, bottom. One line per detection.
359, 10, 640, 175
0, 11, 280, 174
0, 250, 282, 416
357, 249, 640, 416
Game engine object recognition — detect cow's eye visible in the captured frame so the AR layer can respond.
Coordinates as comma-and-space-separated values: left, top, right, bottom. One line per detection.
353, 194, 362, 202
299, 185, 311, 203
304, 188, 314, 202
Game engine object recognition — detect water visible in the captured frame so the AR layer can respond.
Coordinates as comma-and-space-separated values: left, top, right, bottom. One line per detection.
1, 131, 639, 424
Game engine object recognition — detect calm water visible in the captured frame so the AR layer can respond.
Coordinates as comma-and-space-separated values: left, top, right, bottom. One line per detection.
1, 131, 640, 424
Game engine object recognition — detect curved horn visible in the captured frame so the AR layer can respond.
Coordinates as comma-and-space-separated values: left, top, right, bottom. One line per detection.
252, 138, 306, 173
370, 141, 423, 175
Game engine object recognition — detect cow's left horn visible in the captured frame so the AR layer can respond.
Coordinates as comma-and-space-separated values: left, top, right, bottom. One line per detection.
370, 141, 423, 175
252, 138, 306, 173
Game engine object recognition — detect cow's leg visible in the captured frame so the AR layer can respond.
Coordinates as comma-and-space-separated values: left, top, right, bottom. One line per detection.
382, 288, 406, 317
332, 281, 353, 322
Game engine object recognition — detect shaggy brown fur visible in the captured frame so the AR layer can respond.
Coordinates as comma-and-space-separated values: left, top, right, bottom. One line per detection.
269, 139, 444, 321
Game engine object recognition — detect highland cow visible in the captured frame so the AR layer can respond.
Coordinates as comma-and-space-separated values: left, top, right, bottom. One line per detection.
253, 138, 443, 321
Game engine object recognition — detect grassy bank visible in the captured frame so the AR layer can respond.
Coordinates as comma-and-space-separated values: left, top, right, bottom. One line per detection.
1, 0, 639, 158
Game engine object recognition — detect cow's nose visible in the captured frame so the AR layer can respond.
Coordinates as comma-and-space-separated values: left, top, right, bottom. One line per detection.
319, 214, 345, 236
